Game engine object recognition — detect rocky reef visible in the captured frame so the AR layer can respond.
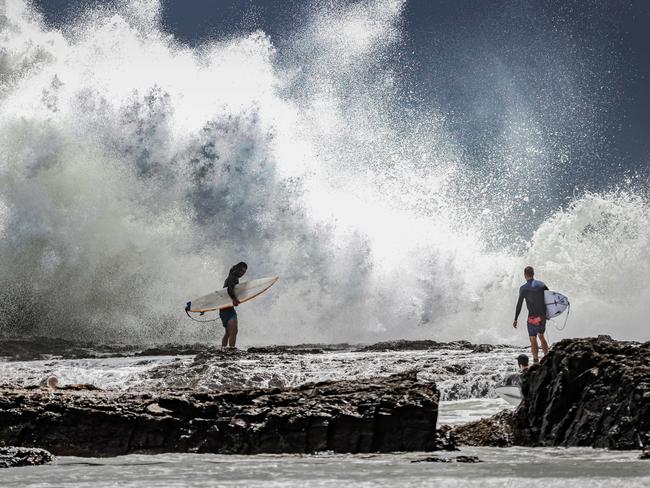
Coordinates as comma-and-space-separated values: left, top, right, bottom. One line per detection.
444, 410, 515, 447
514, 336, 650, 450
1, 335, 648, 457
0, 336, 518, 361
435, 336, 649, 451
0, 371, 441, 456
0, 447, 53, 468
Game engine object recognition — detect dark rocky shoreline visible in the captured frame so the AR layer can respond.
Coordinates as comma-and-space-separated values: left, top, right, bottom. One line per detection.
0, 336, 515, 361
442, 336, 650, 452
514, 336, 650, 450
0, 371, 441, 457
0, 336, 648, 463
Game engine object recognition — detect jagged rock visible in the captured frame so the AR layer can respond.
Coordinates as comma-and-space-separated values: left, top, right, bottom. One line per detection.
136, 344, 216, 357
247, 346, 324, 354
0, 447, 53, 468
355, 340, 478, 352
0, 337, 140, 360
0, 337, 515, 360
443, 364, 469, 375
445, 410, 514, 447
455, 455, 482, 463
411, 455, 481, 463
514, 337, 650, 449
412, 456, 453, 463
246, 344, 355, 354
0, 372, 439, 456
434, 427, 459, 451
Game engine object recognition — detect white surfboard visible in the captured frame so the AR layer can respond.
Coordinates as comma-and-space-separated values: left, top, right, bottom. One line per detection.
545, 290, 570, 319
185, 276, 278, 313
495, 385, 522, 406
496, 373, 523, 406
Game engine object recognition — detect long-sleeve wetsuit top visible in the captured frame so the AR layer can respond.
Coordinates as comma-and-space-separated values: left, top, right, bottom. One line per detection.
223, 267, 240, 307
515, 279, 549, 320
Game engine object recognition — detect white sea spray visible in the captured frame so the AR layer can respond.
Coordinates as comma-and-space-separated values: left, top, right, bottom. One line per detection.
0, 0, 648, 344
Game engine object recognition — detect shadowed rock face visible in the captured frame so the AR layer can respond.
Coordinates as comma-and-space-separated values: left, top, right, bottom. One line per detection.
0, 372, 439, 456
514, 336, 650, 449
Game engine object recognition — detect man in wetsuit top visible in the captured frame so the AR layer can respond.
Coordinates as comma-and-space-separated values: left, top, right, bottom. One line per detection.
503, 354, 530, 388
513, 266, 549, 364
220, 262, 247, 348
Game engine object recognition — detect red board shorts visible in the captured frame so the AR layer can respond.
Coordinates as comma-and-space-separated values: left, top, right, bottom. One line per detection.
527, 316, 546, 337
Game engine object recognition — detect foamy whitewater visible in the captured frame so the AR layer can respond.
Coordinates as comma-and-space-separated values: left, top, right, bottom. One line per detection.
0, 347, 522, 405
1, 0, 649, 345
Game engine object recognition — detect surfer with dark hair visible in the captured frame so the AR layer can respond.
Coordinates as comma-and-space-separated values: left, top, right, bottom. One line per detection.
513, 266, 549, 364
220, 262, 247, 348
517, 353, 529, 371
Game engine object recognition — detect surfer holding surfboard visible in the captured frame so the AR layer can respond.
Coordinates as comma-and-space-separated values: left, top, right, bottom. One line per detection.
184, 267, 279, 347
497, 269, 570, 405
513, 266, 550, 364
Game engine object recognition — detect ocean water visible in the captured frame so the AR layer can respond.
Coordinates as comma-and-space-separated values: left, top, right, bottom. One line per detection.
3, 448, 649, 488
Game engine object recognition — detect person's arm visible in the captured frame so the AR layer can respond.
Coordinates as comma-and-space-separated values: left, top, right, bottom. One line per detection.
513, 289, 524, 328
226, 275, 240, 305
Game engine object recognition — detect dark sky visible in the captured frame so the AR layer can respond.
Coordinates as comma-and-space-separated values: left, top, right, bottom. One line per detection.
34, 0, 650, 182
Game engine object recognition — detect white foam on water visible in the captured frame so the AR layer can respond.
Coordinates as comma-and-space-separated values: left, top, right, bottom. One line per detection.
0, 355, 187, 389
0, 348, 526, 402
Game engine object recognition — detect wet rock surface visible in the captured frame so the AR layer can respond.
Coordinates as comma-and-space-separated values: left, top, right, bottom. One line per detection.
433, 427, 459, 451
411, 455, 482, 463
514, 336, 650, 450
0, 337, 517, 361
0, 371, 440, 456
0, 337, 228, 361
0, 342, 526, 403
247, 344, 352, 354
443, 410, 515, 447
0, 447, 53, 468
0, 337, 139, 361
356, 340, 474, 352
138, 346, 518, 399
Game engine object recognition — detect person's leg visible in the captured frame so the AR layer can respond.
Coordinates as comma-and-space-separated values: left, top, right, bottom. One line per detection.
529, 335, 539, 363
527, 321, 540, 363
538, 333, 549, 357
220, 309, 235, 347
227, 318, 238, 348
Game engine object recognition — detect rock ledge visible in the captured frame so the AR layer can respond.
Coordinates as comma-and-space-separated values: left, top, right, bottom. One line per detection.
0, 372, 440, 456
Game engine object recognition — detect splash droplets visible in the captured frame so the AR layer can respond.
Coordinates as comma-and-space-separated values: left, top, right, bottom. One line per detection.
0, 0, 648, 344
